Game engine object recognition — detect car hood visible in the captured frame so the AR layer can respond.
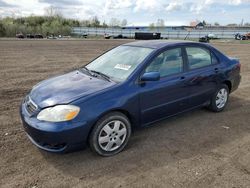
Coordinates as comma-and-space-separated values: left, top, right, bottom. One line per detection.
30, 70, 116, 108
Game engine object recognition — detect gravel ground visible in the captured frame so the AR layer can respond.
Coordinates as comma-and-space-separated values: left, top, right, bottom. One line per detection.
0, 39, 250, 188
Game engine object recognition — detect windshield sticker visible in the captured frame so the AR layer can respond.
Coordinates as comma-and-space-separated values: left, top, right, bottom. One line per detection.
114, 64, 131, 70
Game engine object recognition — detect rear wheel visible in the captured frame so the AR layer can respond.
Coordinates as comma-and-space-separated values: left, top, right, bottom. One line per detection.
89, 112, 131, 156
209, 84, 229, 112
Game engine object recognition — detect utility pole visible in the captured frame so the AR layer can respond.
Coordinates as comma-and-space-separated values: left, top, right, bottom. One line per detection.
240, 19, 244, 27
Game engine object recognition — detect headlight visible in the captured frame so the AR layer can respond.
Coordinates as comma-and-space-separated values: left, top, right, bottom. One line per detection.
37, 105, 80, 122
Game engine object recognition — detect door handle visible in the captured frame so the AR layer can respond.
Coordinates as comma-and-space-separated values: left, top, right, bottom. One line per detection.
180, 76, 185, 80
214, 68, 219, 73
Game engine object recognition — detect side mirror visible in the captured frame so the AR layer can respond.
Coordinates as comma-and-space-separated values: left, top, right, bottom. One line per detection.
140, 72, 160, 82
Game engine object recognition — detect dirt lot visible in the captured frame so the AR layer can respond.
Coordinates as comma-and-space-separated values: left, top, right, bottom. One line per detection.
0, 39, 250, 188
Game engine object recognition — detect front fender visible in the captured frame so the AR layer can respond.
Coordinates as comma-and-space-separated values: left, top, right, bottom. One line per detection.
72, 83, 140, 129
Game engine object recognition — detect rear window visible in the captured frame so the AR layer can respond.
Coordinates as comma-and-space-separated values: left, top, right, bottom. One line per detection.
186, 47, 212, 69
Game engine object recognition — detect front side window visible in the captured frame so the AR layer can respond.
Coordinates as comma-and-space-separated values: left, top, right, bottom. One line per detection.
145, 48, 183, 77
86, 46, 154, 82
186, 47, 212, 69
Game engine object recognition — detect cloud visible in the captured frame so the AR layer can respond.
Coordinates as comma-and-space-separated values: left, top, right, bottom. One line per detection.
104, 0, 132, 10
229, 0, 250, 5
0, 0, 18, 7
189, 4, 205, 14
103, 0, 133, 17
70, 6, 97, 19
165, 2, 183, 11
134, 0, 162, 12
39, 0, 94, 19
0, 0, 10, 7
39, 0, 83, 7
0, 0, 20, 17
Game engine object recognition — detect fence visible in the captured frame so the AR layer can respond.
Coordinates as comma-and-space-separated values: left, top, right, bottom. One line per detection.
72, 27, 250, 39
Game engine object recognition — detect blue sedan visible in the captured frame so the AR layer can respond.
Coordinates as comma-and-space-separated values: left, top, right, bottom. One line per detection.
20, 40, 241, 156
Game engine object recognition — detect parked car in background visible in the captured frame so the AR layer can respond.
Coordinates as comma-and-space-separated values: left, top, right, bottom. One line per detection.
104, 33, 111, 39
113, 34, 128, 39
104, 33, 130, 39
246, 33, 250, 39
135, 32, 161, 40
16, 33, 24, 39
20, 40, 241, 156
63, 35, 71, 39
235, 33, 250, 40
235, 33, 242, 40
34, 34, 43, 39
199, 35, 210, 43
26, 34, 35, 39
81, 32, 88, 38
208, 33, 219, 39
47, 35, 57, 39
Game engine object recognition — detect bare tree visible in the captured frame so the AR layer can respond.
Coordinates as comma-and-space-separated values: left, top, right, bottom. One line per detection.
149, 23, 155, 30
227, 23, 238, 27
121, 19, 127, 27
91, 16, 100, 27
214, 22, 220, 26
44, 6, 61, 17
156, 19, 165, 27
109, 18, 121, 27
102, 21, 108, 27
202, 20, 207, 26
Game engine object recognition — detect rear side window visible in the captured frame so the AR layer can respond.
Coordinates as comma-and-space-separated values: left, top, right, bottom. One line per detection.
145, 48, 183, 77
211, 52, 219, 64
186, 47, 212, 69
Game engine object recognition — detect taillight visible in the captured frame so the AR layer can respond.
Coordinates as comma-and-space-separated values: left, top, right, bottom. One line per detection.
236, 62, 241, 70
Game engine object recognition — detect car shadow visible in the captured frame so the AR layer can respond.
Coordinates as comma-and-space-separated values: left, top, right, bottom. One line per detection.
41, 95, 250, 181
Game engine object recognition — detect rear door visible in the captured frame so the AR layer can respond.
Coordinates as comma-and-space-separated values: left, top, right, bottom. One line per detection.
138, 47, 190, 125
184, 45, 221, 107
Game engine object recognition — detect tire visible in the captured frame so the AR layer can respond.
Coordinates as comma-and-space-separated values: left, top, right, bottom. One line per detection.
208, 84, 229, 112
89, 112, 131, 157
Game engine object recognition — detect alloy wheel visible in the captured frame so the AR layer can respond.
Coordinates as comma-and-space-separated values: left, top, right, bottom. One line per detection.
98, 120, 127, 152
216, 88, 228, 109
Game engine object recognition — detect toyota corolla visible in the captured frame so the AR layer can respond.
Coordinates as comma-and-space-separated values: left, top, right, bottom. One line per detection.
20, 40, 241, 156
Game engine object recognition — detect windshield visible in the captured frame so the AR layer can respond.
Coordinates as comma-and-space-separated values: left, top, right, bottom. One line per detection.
85, 45, 154, 82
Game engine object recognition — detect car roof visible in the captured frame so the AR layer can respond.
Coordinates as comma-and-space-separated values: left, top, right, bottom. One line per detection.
123, 40, 203, 49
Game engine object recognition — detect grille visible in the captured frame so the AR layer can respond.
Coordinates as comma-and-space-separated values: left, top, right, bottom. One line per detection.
25, 96, 38, 114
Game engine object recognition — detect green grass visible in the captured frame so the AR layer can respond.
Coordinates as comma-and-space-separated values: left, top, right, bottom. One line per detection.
239, 40, 250, 44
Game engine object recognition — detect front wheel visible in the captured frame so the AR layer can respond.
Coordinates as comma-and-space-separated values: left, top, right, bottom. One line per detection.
209, 84, 229, 112
89, 112, 131, 157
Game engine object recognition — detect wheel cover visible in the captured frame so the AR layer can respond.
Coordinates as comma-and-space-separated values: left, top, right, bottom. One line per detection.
216, 88, 228, 109
98, 120, 127, 152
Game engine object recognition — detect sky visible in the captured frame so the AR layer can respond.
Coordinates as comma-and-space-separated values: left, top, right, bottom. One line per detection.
0, 0, 250, 26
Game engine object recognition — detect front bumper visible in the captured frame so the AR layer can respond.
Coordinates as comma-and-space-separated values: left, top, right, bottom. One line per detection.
20, 102, 91, 153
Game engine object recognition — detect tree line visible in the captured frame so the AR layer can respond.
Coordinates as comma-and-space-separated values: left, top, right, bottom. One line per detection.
0, 16, 125, 37
0, 15, 81, 37
0, 7, 128, 37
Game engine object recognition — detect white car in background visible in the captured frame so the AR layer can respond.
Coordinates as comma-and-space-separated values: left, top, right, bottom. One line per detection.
208, 33, 219, 39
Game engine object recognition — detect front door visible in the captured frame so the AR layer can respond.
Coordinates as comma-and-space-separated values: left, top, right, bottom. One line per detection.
139, 47, 189, 125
